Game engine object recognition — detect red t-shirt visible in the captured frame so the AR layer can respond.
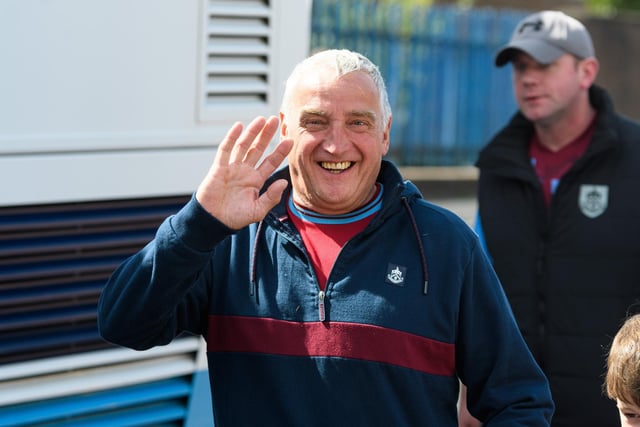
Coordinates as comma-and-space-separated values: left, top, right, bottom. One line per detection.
287, 184, 382, 290
529, 119, 595, 206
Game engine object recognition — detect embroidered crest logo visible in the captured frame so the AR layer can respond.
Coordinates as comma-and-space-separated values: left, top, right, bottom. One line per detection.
385, 264, 406, 286
578, 185, 609, 219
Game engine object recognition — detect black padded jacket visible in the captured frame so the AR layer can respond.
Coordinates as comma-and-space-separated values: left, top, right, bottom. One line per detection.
476, 85, 640, 427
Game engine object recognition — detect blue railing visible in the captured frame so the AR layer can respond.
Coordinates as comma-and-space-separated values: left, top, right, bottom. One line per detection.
311, 2, 529, 166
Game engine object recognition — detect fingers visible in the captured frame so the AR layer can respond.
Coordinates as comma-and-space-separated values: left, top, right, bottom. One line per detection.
242, 116, 281, 166
227, 116, 278, 165
214, 121, 245, 168
259, 178, 290, 213
215, 116, 281, 170
256, 137, 293, 179
213, 115, 290, 182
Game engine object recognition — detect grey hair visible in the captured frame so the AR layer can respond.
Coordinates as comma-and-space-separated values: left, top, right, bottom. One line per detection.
280, 49, 392, 126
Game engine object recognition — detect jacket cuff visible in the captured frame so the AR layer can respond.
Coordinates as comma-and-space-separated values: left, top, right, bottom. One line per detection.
169, 194, 235, 252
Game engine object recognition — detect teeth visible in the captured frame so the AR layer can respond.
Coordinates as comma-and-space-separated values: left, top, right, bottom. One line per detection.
320, 161, 352, 171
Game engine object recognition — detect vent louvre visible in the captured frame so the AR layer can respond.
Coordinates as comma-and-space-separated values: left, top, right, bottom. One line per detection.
199, 0, 274, 119
1, 382, 189, 427
0, 195, 189, 364
0, 340, 203, 426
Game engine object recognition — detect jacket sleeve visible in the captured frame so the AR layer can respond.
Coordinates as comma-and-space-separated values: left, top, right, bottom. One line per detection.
457, 241, 554, 426
472, 210, 492, 263
97, 195, 234, 350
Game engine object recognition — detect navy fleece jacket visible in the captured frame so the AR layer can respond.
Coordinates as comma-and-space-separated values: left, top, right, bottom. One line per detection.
98, 161, 553, 426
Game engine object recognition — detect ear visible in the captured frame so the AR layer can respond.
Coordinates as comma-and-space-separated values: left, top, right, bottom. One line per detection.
381, 116, 392, 156
279, 111, 287, 139
579, 57, 599, 89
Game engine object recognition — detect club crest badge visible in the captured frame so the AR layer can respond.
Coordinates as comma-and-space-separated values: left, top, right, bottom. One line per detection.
385, 264, 406, 286
578, 184, 609, 219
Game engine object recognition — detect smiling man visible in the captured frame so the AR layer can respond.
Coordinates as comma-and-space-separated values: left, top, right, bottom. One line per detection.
280, 51, 392, 216
98, 49, 553, 426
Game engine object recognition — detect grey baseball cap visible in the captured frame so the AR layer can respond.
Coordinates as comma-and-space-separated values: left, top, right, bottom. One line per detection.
495, 11, 595, 67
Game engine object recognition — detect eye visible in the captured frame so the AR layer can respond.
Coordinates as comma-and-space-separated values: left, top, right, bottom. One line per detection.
300, 117, 328, 131
513, 61, 548, 74
348, 118, 373, 131
513, 61, 534, 73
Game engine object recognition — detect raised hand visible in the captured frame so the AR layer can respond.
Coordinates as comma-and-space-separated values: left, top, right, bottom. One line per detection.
195, 116, 293, 230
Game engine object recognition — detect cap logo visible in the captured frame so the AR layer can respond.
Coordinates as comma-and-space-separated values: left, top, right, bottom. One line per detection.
518, 18, 569, 41
518, 20, 543, 34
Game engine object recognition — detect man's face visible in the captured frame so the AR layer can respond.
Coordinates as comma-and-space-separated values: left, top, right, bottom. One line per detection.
510, 51, 589, 126
280, 67, 391, 215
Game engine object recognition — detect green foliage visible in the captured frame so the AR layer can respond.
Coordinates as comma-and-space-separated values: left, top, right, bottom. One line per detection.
375, 0, 433, 5
587, 0, 640, 14
616, 0, 640, 9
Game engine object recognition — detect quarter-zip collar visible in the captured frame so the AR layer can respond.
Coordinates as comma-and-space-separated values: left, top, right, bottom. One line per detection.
250, 160, 429, 298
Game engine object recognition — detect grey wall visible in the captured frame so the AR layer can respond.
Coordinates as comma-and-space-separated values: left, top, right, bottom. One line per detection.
587, 15, 640, 120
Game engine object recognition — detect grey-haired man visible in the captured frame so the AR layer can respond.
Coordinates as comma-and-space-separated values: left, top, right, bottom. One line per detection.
468, 10, 640, 427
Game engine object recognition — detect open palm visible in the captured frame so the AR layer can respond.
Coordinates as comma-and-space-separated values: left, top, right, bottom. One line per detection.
195, 116, 293, 230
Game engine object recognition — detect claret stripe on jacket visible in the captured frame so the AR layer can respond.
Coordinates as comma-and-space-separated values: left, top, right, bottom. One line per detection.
207, 315, 455, 376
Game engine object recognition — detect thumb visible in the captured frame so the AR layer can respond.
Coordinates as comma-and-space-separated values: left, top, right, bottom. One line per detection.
258, 179, 289, 213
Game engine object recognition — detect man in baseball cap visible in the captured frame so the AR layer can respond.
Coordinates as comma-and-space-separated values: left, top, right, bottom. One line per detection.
495, 10, 595, 66
467, 8, 640, 427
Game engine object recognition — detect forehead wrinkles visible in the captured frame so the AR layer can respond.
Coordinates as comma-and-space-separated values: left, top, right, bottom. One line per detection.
296, 72, 379, 115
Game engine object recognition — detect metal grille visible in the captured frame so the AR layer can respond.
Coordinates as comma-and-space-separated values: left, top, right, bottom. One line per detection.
0, 196, 189, 364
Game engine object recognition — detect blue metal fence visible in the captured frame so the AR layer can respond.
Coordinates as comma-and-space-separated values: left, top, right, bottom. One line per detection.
311, 2, 529, 166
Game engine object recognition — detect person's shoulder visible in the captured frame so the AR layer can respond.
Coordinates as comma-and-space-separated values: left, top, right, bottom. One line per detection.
402, 199, 483, 264
396, 178, 477, 244
595, 86, 640, 138
409, 198, 476, 238
605, 112, 640, 151
615, 113, 640, 134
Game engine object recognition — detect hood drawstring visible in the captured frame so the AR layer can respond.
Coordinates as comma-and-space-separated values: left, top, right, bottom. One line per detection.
249, 219, 264, 301
250, 199, 429, 298
401, 197, 429, 295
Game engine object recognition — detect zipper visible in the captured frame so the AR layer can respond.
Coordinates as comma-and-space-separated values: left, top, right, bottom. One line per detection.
318, 290, 326, 321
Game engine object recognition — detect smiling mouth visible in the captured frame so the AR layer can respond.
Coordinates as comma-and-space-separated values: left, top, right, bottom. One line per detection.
524, 94, 543, 102
320, 161, 353, 173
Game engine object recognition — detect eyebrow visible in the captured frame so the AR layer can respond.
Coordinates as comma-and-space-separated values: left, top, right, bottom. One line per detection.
350, 110, 377, 122
300, 109, 377, 121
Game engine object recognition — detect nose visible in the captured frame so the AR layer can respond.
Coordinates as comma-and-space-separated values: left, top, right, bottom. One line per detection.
515, 64, 539, 86
322, 124, 349, 154
521, 68, 537, 83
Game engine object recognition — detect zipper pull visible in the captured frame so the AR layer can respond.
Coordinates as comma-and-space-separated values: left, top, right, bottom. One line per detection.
318, 290, 326, 322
